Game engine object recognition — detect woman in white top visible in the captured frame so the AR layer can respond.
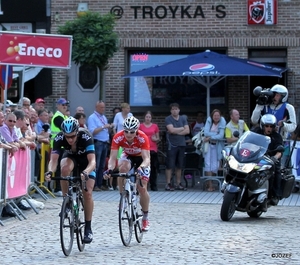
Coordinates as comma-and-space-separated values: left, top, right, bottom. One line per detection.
203, 109, 226, 191
113, 103, 133, 133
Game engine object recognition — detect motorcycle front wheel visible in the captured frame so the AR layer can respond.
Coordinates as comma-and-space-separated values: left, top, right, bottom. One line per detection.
220, 191, 237, 221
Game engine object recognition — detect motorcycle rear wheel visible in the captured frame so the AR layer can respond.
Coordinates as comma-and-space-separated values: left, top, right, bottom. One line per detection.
247, 209, 263, 218
220, 191, 237, 221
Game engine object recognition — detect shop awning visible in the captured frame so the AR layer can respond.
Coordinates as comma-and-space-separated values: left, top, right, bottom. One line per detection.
13, 66, 43, 82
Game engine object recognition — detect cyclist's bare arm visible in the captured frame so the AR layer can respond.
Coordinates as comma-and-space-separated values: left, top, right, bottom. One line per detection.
46, 153, 59, 178
140, 149, 150, 168
83, 153, 96, 176
107, 149, 118, 171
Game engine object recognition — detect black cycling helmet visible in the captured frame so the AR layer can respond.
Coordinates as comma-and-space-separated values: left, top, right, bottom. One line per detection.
61, 117, 79, 134
123, 116, 140, 130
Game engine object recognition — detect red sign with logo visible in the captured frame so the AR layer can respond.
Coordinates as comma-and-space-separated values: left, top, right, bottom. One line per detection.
0, 32, 72, 68
248, 0, 277, 25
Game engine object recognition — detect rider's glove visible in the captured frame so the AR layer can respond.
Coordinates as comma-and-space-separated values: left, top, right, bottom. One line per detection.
103, 169, 113, 179
136, 166, 149, 177
44, 171, 53, 181
271, 156, 279, 165
81, 171, 89, 181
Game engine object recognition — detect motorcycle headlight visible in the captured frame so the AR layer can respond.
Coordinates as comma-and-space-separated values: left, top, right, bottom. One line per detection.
228, 156, 257, 173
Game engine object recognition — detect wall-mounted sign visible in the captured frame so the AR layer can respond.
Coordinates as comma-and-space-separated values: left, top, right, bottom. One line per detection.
0, 23, 32, 33
248, 0, 277, 25
0, 31, 72, 69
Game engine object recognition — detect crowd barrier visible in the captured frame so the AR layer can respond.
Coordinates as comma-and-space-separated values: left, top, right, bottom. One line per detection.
0, 146, 51, 224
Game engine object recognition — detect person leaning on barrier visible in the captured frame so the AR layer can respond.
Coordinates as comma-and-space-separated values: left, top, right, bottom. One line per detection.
225, 109, 249, 146
45, 117, 96, 243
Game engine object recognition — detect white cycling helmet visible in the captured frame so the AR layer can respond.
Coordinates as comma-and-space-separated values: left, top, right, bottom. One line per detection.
123, 116, 140, 130
270, 84, 288, 103
260, 114, 277, 129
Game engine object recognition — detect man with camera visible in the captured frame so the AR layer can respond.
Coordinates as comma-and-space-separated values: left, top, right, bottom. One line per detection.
251, 84, 297, 167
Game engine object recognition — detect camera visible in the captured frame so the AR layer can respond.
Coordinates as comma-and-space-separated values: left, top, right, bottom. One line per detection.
253, 86, 274, 105
42, 123, 50, 132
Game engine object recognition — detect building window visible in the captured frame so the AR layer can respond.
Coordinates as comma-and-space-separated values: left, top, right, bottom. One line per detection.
127, 50, 227, 111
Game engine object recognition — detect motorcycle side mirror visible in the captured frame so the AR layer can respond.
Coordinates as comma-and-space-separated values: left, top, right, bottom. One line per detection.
233, 131, 240, 138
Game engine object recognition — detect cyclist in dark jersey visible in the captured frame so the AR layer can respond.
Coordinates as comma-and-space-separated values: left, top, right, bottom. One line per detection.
45, 117, 96, 244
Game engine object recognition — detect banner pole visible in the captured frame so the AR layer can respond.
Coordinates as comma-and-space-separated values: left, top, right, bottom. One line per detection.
3, 64, 8, 113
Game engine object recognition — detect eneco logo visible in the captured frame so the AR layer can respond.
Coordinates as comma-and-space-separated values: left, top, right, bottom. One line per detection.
6, 36, 62, 62
189, 63, 215, 72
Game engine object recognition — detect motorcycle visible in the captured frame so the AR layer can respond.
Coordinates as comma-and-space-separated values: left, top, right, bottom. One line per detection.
220, 131, 295, 221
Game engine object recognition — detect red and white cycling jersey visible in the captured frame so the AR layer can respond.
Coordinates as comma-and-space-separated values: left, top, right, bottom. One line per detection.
111, 130, 150, 156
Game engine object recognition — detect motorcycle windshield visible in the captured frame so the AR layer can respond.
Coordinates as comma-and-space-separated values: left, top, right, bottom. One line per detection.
231, 131, 270, 163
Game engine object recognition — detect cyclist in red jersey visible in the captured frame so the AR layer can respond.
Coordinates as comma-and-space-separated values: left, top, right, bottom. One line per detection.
104, 116, 151, 231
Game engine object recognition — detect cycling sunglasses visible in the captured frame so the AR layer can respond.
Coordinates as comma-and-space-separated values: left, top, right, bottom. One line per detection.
64, 133, 77, 139
124, 130, 137, 134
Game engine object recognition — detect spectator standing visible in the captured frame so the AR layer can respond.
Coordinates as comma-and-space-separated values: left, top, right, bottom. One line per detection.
34, 98, 46, 112
203, 109, 226, 191
164, 103, 190, 191
50, 98, 69, 196
113, 103, 132, 134
75, 106, 85, 114
190, 111, 206, 136
19, 97, 31, 110
225, 109, 249, 146
74, 112, 87, 129
0, 111, 13, 153
88, 100, 111, 191
140, 111, 160, 191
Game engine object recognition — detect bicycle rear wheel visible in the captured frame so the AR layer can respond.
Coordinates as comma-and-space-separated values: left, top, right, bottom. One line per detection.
60, 196, 74, 256
76, 193, 85, 252
134, 203, 143, 243
119, 191, 132, 246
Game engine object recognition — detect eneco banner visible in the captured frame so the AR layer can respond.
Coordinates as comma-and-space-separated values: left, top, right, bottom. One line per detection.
0, 32, 72, 69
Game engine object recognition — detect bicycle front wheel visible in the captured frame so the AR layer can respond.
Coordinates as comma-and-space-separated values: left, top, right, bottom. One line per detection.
60, 196, 75, 256
134, 203, 143, 243
119, 191, 132, 246
76, 193, 85, 252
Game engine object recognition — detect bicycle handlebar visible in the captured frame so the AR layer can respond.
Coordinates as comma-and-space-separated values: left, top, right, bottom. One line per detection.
51, 176, 88, 192
110, 172, 143, 188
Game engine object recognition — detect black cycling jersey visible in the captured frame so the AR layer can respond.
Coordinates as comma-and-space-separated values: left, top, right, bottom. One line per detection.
52, 129, 95, 156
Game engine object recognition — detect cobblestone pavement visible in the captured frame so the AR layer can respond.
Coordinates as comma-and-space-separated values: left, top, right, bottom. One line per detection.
1, 197, 299, 265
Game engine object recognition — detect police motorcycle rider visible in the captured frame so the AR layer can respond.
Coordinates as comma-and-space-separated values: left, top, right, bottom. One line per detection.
251, 84, 296, 166
252, 114, 283, 208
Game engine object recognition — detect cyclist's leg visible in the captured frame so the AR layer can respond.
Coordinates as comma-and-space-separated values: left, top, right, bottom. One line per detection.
117, 153, 131, 192
133, 157, 150, 231
78, 157, 96, 243
60, 155, 75, 196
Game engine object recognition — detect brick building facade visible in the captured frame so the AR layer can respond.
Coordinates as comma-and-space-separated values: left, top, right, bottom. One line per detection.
49, 0, 300, 126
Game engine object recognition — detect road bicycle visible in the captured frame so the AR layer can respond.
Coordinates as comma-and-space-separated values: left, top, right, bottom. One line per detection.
53, 176, 87, 256
111, 172, 143, 246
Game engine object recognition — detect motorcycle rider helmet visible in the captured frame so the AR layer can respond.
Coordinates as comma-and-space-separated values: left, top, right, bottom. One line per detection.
270, 84, 288, 103
123, 116, 140, 131
260, 114, 277, 130
61, 117, 79, 134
